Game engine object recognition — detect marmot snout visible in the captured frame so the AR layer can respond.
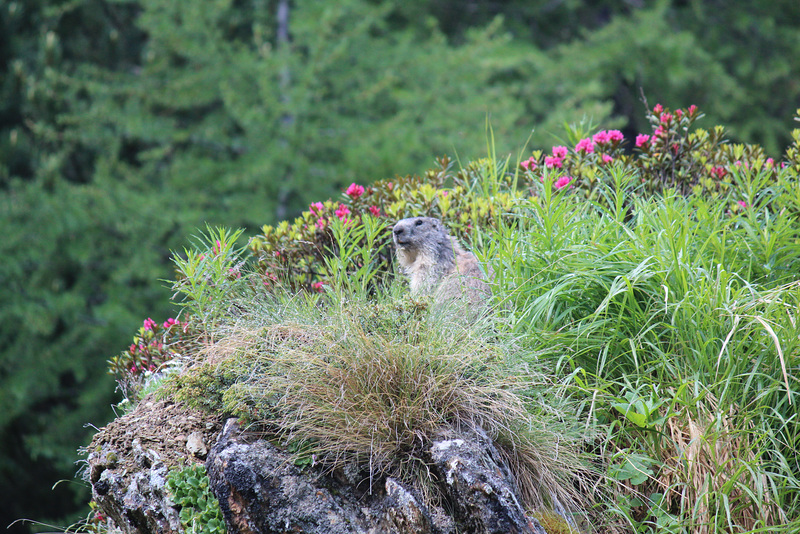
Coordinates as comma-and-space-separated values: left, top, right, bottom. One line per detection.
393, 216, 488, 300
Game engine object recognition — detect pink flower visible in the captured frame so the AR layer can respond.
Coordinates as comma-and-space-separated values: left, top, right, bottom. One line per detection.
653, 104, 663, 115
521, 157, 536, 171
593, 131, 610, 145
368, 205, 381, 217
316, 218, 327, 229
335, 204, 351, 221
738, 201, 748, 208
163, 318, 178, 329
635, 134, 650, 147
607, 130, 624, 142
309, 202, 324, 215
602, 154, 613, 164
143, 318, 157, 331
544, 156, 563, 169
660, 113, 673, 123
687, 104, 698, 116
766, 158, 775, 167
675, 109, 683, 118
554, 176, 572, 190
654, 126, 665, 137
129, 344, 136, 354
346, 183, 365, 199
575, 138, 594, 154
213, 240, 222, 255
312, 281, 325, 293
711, 166, 727, 179
552, 146, 568, 158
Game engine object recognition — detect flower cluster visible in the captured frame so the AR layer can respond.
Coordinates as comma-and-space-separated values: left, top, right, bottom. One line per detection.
519, 104, 782, 202
108, 316, 198, 378
520, 129, 625, 194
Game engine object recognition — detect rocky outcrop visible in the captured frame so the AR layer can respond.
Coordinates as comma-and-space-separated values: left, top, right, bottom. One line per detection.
86, 397, 223, 534
87, 399, 576, 534
206, 419, 550, 534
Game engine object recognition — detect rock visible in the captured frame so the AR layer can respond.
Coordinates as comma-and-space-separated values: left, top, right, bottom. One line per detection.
205, 418, 554, 534
186, 431, 208, 458
90, 438, 181, 534
428, 430, 548, 534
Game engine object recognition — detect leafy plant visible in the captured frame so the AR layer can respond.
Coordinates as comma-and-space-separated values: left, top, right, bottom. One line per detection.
166, 463, 226, 534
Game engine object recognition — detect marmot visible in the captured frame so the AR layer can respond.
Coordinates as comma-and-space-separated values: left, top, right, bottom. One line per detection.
392, 217, 490, 302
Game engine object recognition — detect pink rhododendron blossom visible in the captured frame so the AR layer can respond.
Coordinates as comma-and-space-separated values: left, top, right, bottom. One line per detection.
554, 176, 572, 190
711, 166, 727, 179
552, 146, 568, 158
635, 134, 650, 147
521, 157, 536, 170
766, 158, 775, 167
575, 138, 594, 154
675, 109, 683, 118
738, 201, 748, 208
309, 202, 324, 215
593, 131, 610, 144
544, 156, 563, 169
129, 344, 136, 354
143, 318, 157, 331
213, 240, 222, 255
654, 126, 664, 137
688, 104, 698, 115
163, 318, 179, 329
368, 205, 381, 217
312, 281, 325, 293
607, 130, 624, 142
602, 154, 613, 164
653, 104, 663, 114
346, 183, 365, 198
316, 218, 327, 229
660, 113, 673, 123
335, 204, 351, 221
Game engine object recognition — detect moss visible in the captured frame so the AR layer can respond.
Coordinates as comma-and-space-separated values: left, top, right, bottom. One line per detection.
533, 510, 580, 534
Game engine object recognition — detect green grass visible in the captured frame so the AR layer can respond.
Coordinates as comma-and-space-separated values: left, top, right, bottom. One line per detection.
485, 164, 800, 533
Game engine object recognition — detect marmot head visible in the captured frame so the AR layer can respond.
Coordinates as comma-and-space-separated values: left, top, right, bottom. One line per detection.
392, 217, 449, 252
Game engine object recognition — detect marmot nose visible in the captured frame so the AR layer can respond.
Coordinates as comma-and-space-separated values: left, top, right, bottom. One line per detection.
393, 226, 405, 236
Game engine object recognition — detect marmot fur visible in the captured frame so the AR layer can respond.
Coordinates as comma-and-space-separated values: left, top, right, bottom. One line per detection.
392, 217, 489, 302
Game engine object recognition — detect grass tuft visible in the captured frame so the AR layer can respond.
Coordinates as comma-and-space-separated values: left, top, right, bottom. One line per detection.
172, 284, 594, 516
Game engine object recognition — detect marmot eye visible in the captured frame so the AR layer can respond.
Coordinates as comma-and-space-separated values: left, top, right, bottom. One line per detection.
415, 219, 424, 226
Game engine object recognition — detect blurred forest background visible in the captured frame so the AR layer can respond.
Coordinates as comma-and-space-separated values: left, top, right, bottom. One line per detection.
1, 0, 799, 531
